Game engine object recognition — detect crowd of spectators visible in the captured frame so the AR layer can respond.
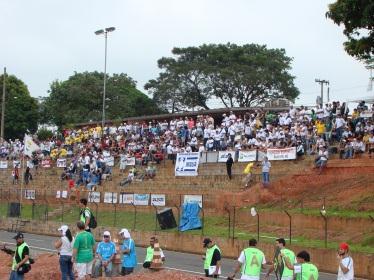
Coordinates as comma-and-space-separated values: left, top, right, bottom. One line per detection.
0, 100, 373, 189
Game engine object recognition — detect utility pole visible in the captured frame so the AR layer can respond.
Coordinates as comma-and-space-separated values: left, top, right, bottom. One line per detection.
1, 67, 6, 140
315, 79, 329, 107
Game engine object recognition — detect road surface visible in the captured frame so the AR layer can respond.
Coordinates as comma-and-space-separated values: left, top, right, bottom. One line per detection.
0, 230, 360, 280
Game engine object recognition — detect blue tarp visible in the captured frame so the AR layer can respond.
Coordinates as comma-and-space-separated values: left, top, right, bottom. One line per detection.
179, 202, 202, 232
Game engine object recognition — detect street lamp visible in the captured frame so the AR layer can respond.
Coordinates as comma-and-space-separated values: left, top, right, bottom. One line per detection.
250, 207, 259, 242
320, 205, 327, 248
95, 27, 116, 134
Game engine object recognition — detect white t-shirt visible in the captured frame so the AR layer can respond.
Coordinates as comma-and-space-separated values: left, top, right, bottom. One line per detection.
237, 250, 266, 280
337, 256, 354, 280
60, 236, 74, 256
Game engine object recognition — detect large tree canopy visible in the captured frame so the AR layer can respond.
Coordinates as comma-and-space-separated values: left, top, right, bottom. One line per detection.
145, 43, 299, 112
326, 0, 374, 60
40, 71, 162, 127
0, 74, 39, 140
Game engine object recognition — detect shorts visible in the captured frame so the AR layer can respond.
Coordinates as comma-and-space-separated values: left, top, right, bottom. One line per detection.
75, 260, 94, 279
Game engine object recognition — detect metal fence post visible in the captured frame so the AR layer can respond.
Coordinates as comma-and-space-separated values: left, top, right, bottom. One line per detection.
152, 203, 158, 234
232, 206, 236, 239
224, 205, 231, 239
284, 210, 292, 244
130, 203, 137, 231
113, 203, 117, 227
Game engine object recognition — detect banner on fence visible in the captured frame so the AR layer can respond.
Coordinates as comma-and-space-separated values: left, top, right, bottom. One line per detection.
56, 190, 68, 199
183, 194, 203, 208
41, 159, 51, 168
104, 156, 114, 167
24, 189, 35, 200
57, 158, 67, 168
0, 161, 8, 169
218, 151, 236, 162
13, 160, 20, 168
88, 191, 101, 203
175, 152, 200, 176
119, 193, 134, 204
267, 147, 296, 160
134, 194, 149, 206
151, 194, 166, 206
104, 192, 118, 203
238, 150, 257, 162
126, 157, 136, 166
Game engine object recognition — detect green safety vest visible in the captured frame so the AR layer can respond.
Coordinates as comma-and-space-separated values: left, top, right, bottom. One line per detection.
296, 263, 319, 280
80, 207, 90, 223
12, 242, 30, 270
145, 246, 154, 262
204, 245, 221, 269
241, 247, 264, 277
281, 248, 295, 278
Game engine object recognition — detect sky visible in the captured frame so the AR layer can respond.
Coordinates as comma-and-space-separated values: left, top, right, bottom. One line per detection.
0, 0, 372, 109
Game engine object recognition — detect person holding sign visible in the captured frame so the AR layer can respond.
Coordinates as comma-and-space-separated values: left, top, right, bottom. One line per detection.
282, 250, 319, 280
202, 238, 221, 278
228, 238, 267, 280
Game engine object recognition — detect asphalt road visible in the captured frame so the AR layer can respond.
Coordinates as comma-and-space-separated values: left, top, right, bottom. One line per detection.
0, 230, 358, 280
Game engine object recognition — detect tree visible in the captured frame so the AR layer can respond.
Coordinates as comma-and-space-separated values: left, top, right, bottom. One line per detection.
40, 71, 162, 127
145, 43, 299, 110
326, 0, 374, 60
0, 74, 39, 140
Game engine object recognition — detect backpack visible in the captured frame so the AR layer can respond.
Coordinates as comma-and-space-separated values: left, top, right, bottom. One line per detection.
80, 208, 97, 229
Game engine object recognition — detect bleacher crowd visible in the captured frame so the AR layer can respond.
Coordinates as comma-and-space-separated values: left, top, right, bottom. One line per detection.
0, 101, 373, 189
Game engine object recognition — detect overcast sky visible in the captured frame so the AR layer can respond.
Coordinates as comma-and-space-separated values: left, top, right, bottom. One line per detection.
0, 0, 372, 108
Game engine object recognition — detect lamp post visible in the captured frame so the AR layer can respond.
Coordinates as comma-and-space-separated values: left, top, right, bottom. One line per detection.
95, 27, 116, 134
320, 205, 327, 248
1, 67, 6, 140
251, 207, 259, 242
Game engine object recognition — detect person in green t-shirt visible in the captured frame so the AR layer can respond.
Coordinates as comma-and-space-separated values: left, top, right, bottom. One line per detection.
266, 238, 296, 280
283, 250, 319, 280
72, 221, 95, 280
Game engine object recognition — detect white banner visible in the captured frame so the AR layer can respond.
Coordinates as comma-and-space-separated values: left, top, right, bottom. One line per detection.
267, 147, 296, 160
57, 158, 67, 168
360, 111, 373, 118
175, 152, 200, 176
104, 156, 114, 167
119, 193, 134, 204
238, 150, 257, 162
56, 190, 68, 199
24, 190, 35, 200
0, 161, 8, 169
151, 194, 166, 206
104, 192, 118, 203
134, 193, 149, 206
126, 157, 135, 166
218, 151, 235, 163
41, 159, 51, 168
183, 194, 203, 208
56, 191, 61, 198
13, 160, 20, 168
88, 191, 101, 203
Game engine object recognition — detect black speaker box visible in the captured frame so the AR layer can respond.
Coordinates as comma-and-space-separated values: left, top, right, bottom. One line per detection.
9, 202, 21, 217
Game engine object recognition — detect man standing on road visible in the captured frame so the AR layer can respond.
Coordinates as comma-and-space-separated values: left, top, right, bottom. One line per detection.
72, 221, 95, 280
226, 153, 234, 180
282, 250, 319, 280
337, 243, 354, 280
119, 228, 137, 275
9, 232, 30, 280
228, 238, 267, 280
79, 198, 91, 232
265, 238, 296, 280
202, 238, 221, 278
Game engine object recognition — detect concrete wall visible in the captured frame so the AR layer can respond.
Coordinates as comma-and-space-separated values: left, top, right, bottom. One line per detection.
0, 218, 372, 278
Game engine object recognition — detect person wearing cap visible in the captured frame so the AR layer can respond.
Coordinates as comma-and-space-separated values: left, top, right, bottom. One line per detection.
94, 231, 116, 277
282, 250, 319, 280
202, 238, 221, 278
72, 221, 95, 280
143, 236, 165, 268
337, 243, 354, 280
265, 238, 296, 280
228, 238, 266, 280
55, 225, 74, 280
9, 232, 30, 280
119, 228, 137, 275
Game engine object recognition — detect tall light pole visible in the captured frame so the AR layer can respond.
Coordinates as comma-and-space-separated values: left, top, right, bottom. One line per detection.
1, 67, 6, 140
95, 27, 115, 134
315, 79, 329, 107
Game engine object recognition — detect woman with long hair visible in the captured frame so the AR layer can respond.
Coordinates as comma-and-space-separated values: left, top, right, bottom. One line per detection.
55, 225, 75, 280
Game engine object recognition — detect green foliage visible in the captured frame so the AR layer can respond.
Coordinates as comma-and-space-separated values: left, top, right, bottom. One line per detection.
145, 43, 299, 111
326, 0, 374, 60
37, 128, 53, 141
0, 74, 39, 140
40, 71, 162, 127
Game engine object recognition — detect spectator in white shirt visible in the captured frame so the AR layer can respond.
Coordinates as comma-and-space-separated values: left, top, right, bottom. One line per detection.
337, 243, 354, 280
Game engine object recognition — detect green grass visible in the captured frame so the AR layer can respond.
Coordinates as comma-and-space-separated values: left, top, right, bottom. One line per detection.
51, 208, 374, 254
0, 203, 54, 220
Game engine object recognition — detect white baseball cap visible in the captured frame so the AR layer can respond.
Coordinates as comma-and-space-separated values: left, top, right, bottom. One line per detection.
103, 231, 111, 236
